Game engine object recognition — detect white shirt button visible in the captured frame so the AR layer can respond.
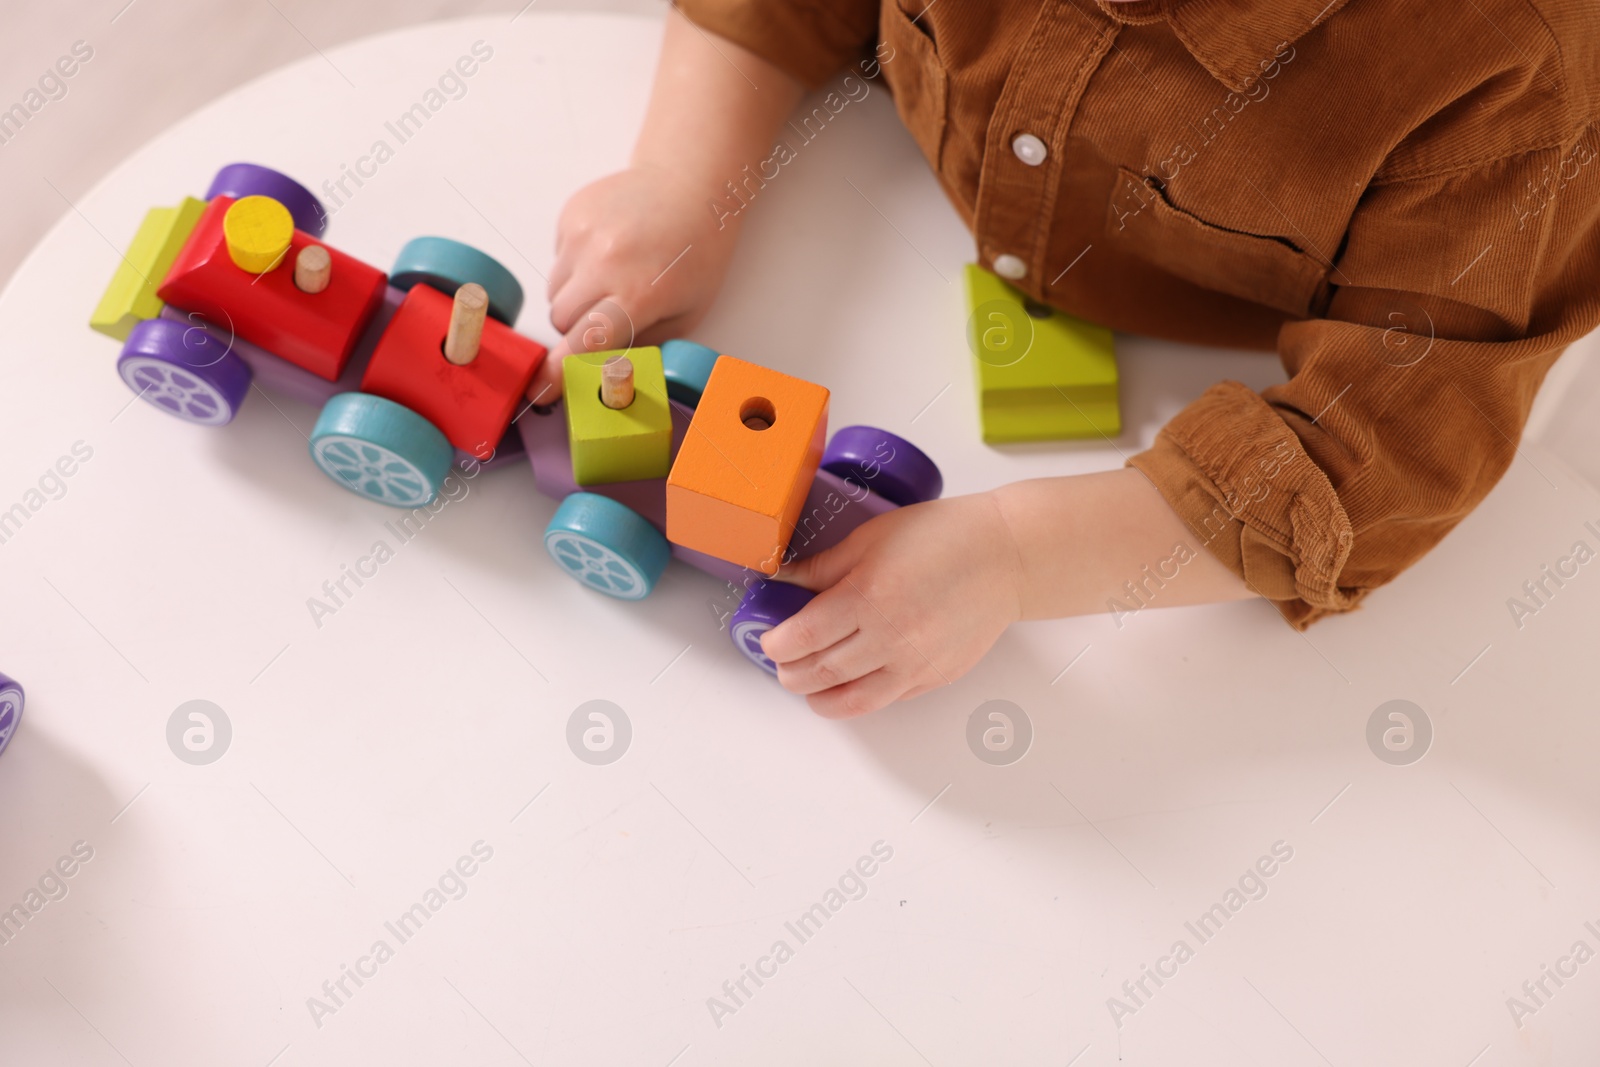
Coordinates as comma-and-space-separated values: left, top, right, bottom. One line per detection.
992, 253, 1027, 280
1011, 133, 1048, 166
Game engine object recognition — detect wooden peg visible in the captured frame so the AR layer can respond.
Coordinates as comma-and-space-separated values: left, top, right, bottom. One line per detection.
294, 244, 331, 293
601, 355, 634, 409
444, 282, 488, 365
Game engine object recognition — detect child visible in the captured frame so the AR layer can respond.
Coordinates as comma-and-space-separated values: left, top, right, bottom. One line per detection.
531, 0, 1599, 716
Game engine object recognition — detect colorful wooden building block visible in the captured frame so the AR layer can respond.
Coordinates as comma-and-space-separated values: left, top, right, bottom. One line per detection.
158, 196, 387, 381
222, 195, 294, 273
964, 263, 1119, 442
89, 196, 208, 341
563, 347, 672, 486
360, 283, 546, 458
665, 355, 829, 575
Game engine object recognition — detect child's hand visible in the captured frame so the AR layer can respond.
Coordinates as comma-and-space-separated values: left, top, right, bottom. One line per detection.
528, 164, 737, 404
760, 493, 1025, 718
759, 470, 1260, 717
527, 8, 805, 403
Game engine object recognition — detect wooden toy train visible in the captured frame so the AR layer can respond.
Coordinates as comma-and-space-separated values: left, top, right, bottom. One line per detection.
90, 163, 944, 675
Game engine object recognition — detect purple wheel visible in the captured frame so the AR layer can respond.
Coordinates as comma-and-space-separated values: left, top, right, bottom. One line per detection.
205, 162, 327, 238
118, 318, 253, 426
0, 672, 23, 758
729, 581, 816, 676
821, 425, 943, 507
119, 318, 252, 426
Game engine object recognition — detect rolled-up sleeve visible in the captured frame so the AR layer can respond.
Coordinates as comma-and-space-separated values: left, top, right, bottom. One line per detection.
1129, 135, 1600, 628
674, 0, 881, 89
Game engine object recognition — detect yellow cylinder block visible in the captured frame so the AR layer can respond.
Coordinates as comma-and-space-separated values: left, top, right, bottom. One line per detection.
223, 195, 294, 274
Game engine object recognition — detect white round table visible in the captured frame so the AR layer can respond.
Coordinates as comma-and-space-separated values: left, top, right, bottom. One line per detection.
1, 12, 1597, 1065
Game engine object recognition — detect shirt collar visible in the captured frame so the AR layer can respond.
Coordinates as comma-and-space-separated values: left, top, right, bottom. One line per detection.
1094, 0, 1349, 92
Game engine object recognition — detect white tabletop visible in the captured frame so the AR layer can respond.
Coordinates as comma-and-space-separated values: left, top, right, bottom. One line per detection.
2, 12, 1597, 1066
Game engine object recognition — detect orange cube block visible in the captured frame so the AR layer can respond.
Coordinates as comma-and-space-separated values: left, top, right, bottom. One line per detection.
666, 356, 829, 575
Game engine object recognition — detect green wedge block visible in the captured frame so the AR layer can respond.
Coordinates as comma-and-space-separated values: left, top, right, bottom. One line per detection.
89, 196, 208, 342
964, 263, 1120, 443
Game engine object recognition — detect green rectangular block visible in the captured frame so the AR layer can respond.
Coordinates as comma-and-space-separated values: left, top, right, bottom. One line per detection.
89, 196, 209, 342
980, 391, 1122, 443
565, 346, 673, 485
964, 263, 1120, 442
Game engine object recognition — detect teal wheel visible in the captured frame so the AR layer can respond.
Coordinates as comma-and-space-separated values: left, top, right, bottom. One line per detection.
660, 339, 720, 408
390, 236, 524, 325
310, 393, 453, 507
544, 493, 670, 601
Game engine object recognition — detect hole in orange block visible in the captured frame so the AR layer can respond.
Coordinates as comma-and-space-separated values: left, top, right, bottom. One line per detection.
741, 396, 776, 431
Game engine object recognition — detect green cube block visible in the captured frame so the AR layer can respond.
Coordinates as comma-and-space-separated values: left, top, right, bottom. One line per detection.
964, 263, 1120, 443
564, 347, 673, 485
89, 196, 208, 342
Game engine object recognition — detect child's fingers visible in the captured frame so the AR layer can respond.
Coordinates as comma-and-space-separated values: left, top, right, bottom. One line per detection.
899, 679, 945, 702
774, 630, 880, 696
805, 666, 907, 719
761, 582, 860, 665
546, 244, 577, 303
522, 301, 694, 408
525, 341, 566, 405
548, 278, 609, 337
565, 294, 653, 366
549, 202, 593, 283
777, 534, 869, 593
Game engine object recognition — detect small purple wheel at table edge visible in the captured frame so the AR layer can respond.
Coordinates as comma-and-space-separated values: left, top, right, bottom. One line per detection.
0, 671, 24, 758
729, 581, 817, 676
204, 162, 328, 238
118, 318, 254, 426
820, 425, 943, 508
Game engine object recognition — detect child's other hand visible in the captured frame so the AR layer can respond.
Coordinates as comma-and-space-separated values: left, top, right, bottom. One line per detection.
760, 493, 1024, 718
528, 164, 734, 405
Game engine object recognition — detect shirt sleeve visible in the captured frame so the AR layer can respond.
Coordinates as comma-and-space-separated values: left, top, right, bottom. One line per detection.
673, 0, 881, 89
1127, 133, 1600, 628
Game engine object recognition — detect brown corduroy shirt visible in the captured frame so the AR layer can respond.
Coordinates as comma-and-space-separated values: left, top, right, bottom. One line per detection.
676, 0, 1600, 627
